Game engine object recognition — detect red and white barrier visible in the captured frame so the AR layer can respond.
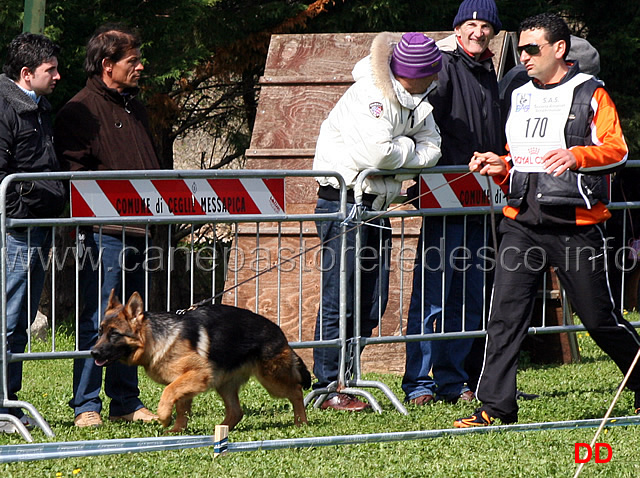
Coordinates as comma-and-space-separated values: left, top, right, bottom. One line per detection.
419, 173, 508, 209
70, 178, 286, 217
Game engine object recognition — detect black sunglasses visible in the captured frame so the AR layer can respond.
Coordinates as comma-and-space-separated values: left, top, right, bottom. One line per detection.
517, 42, 549, 56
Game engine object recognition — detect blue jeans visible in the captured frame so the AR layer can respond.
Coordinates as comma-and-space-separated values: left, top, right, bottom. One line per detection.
402, 218, 486, 401
69, 232, 147, 417
1, 227, 50, 418
312, 199, 391, 391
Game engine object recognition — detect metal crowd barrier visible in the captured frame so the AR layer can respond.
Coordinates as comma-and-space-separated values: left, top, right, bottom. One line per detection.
0, 168, 349, 442
340, 162, 640, 408
1, 163, 639, 450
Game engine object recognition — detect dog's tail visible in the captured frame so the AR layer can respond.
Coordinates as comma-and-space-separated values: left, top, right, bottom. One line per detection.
294, 352, 312, 389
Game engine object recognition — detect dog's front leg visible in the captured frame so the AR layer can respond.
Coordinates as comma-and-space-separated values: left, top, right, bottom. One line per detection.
171, 398, 193, 433
157, 387, 176, 428
157, 370, 210, 430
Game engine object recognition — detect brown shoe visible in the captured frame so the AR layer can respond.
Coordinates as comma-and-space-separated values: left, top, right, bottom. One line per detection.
109, 407, 158, 423
74, 411, 103, 428
320, 394, 371, 411
409, 394, 434, 405
459, 390, 475, 402
442, 390, 475, 404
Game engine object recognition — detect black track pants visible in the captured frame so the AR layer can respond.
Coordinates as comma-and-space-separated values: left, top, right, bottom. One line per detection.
477, 218, 640, 422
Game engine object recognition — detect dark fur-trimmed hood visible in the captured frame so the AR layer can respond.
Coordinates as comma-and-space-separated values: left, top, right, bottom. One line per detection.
0, 73, 51, 114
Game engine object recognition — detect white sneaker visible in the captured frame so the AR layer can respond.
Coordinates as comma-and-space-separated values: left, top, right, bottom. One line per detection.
0, 415, 36, 434
0, 421, 17, 433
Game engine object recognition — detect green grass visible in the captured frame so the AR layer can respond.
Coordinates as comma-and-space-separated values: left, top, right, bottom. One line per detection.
2, 317, 640, 477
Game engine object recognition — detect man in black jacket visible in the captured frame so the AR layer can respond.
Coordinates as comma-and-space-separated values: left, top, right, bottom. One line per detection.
0, 32, 65, 433
402, 0, 503, 406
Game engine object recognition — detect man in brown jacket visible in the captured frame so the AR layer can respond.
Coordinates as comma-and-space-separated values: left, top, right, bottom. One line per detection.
55, 23, 161, 428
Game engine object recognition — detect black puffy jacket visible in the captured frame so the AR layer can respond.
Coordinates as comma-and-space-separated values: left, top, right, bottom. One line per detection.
0, 74, 66, 219
427, 45, 504, 166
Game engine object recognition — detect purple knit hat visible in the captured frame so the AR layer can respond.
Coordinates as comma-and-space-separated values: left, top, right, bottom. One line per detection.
390, 32, 443, 79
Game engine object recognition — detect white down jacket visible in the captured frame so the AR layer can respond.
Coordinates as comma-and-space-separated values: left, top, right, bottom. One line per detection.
313, 31, 442, 210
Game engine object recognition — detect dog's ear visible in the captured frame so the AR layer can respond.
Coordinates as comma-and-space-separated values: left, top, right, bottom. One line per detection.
107, 289, 122, 310
125, 292, 145, 322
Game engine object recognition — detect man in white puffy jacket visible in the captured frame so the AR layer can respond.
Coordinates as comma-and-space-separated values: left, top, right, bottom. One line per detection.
312, 32, 442, 411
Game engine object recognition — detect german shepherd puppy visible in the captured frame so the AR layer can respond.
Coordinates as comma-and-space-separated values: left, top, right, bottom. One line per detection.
92, 290, 311, 432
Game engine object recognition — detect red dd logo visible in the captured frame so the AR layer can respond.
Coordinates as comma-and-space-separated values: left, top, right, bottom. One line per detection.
574, 443, 613, 463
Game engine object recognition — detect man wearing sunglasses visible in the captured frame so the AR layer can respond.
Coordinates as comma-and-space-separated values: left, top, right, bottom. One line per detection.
454, 12, 640, 427
499, 35, 600, 126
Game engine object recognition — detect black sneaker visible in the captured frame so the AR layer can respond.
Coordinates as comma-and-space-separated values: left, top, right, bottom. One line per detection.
454, 409, 494, 428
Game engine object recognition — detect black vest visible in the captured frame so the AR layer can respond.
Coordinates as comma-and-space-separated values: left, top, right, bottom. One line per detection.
507, 77, 610, 210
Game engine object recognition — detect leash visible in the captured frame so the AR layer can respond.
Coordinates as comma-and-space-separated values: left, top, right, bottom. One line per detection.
176, 170, 495, 313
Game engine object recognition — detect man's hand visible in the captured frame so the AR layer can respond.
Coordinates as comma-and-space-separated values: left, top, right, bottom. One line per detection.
469, 151, 506, 177
542, 149, 577, 176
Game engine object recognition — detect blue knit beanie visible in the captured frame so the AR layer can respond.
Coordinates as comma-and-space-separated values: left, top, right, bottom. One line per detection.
453, 0, 502, 34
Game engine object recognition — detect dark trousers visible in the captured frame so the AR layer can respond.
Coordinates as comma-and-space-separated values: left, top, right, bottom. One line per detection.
477, 218, 640, 422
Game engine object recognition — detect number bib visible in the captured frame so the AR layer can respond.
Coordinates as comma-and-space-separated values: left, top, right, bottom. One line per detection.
506, 73, 592, 173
